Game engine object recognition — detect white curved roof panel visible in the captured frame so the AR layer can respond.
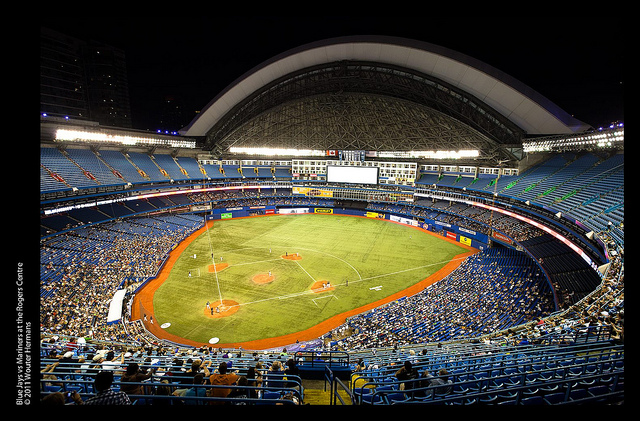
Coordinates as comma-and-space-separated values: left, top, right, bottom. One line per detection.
181, 36, 589, 137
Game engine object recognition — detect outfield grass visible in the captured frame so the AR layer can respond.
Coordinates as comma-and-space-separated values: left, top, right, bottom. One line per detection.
152, 214, 468, 345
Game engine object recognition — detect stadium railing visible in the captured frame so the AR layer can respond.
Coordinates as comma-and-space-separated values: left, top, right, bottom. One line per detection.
324, 365, 355, 405
40, 371, 304, 405
349, 340, 623, 405
294, 350, 351, 380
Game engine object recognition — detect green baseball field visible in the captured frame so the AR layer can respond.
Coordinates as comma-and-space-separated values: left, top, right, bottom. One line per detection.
144, 214, 474, 348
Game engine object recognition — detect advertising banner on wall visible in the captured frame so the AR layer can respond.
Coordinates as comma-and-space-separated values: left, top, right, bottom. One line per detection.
492, 231, 513, 245
279, 208, 309, 214
389, 214, 419, 227
292, 186, 334, 197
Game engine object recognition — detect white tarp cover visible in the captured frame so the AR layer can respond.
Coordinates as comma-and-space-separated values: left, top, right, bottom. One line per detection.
106, 289, 127, 324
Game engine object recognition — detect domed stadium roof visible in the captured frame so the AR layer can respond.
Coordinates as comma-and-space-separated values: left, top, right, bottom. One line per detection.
181, 36, 590, 160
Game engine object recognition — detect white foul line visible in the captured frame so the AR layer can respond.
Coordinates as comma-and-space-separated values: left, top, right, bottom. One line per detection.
234, 257, 465, 308
295, 260, 317, 282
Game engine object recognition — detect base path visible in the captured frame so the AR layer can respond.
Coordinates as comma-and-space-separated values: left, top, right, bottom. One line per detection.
132, 216, 478, 350
208, 262, 229, 272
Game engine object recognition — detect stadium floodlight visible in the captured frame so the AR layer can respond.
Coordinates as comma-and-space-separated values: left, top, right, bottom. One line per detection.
522, 127, 623, 153
229, 147, 326, 157
55, 128, 196, 149
377, 150, 479, 159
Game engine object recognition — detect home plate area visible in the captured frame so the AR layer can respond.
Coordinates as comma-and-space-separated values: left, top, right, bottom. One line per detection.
203, 299, 239, 318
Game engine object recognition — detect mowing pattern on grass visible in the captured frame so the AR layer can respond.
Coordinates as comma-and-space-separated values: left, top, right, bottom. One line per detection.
142, 214, 475, 348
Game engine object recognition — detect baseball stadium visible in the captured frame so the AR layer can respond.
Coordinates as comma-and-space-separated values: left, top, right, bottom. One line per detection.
37, 34, 623, 406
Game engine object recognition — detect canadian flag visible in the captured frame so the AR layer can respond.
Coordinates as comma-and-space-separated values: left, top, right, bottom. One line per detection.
326, 150, 337, 156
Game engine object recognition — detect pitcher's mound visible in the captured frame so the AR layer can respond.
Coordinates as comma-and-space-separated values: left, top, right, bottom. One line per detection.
204, 299, 239, 318
281, 253, 302, 260
311, 280, 335, 293
208, 262, 229, 272
252, 273, 275, 284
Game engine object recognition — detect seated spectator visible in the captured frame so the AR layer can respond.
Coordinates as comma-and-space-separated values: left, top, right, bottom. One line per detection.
208, 362, 239, 403
120, 362, 154, 396
83, 371, 131, 405
246, 366, 262, 398
395, 361, 419, 391
227, 376, 250, 404
284, 358, 300, 388
173, 373, 209, 405
422, 368, 453, 396
41, 391, 83, 405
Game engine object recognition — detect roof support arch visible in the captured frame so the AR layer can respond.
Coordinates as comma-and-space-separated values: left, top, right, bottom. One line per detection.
203, 60, 525, 158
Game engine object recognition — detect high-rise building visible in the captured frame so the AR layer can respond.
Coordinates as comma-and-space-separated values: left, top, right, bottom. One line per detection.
40, 27, 132, 128
40, 27, 89, 122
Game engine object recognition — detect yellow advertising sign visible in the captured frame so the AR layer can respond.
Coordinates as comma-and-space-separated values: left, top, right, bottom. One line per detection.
459, 235, 472, 246
292, 187, 334, 197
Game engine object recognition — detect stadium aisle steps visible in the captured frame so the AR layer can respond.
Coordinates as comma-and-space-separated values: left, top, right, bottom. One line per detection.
302, 379, 352, 405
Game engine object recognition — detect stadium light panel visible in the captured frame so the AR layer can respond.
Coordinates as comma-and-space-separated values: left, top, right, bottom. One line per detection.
55, 128, 196, 149
229, 147, 325, 157
522, 128, 623, 153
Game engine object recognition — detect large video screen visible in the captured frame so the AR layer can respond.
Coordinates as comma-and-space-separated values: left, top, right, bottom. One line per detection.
326, 165, 378, 185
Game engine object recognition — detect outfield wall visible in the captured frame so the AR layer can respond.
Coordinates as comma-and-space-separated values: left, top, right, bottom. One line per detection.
207, 205, 489, 250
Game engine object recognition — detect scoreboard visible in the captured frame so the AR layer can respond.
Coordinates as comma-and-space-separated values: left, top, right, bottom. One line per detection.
326, 165, 378, 185
340, 150, 365, 162
327, 150, 366, 162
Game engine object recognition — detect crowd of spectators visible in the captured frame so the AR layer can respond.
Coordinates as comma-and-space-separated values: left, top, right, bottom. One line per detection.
39, 343, 304, 405
324, 248, 556, 351
500, 231, 624, 347
370, 199, 544, 243
40, 215, 203, 343
189, 189, 331, 210
39, 190, 621, 357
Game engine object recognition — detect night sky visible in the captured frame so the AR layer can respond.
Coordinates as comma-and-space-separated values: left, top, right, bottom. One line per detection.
42, 16, 624, 133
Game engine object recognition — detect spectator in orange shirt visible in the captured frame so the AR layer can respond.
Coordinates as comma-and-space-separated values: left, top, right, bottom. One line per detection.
208, 361, 239, 403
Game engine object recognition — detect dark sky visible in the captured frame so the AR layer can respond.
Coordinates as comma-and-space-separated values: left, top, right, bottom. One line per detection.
42, 16, 624, 132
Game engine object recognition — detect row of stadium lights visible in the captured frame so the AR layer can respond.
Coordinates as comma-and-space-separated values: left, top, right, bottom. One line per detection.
46, 113, 623, 156
522, 124, 623, 153
228, 147, 480, 159
54, 128, 197, 149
